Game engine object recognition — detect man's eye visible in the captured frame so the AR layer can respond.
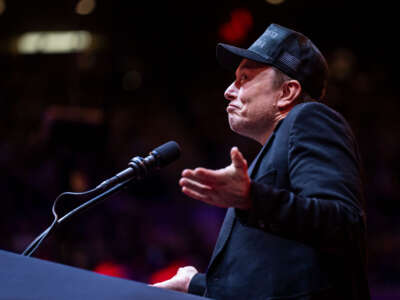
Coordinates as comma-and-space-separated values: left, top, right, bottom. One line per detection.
234, 74, 249, 86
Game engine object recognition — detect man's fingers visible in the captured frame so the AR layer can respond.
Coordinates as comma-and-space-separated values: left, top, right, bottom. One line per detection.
152, 279, 182, 292
182, 186, 215, 205
152, 280, 173, 289
231, 147, 247, 170
182, 168, 222, 185
152, 266, 198, 293
179, 178, 212, 194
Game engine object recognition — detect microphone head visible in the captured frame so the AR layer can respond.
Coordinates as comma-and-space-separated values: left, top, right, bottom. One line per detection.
150, 141, 181, 168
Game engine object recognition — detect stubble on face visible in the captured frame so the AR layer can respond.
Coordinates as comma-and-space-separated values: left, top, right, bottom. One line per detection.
225, 59, 282, 144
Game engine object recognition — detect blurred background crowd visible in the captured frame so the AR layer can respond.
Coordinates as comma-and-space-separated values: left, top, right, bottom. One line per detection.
0, 0, 398, 298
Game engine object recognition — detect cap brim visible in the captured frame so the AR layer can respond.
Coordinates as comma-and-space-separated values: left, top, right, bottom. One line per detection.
216, 43, 270, 72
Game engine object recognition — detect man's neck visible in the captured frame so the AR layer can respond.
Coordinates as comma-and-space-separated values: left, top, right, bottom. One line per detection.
257, 115, 287, 145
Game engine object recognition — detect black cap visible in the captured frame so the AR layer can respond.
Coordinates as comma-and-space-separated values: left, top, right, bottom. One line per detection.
216, 23, 328, 100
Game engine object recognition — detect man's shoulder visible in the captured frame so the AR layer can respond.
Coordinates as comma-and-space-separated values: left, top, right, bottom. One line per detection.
277, 101, 358, 158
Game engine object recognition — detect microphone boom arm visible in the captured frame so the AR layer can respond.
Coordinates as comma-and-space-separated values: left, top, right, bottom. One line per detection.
21, 141, 181, 257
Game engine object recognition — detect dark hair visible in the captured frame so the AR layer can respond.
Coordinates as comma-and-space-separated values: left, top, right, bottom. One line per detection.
271, 67, 315, 103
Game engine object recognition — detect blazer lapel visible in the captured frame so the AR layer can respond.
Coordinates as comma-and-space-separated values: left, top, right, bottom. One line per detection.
248, 130, 277, 178
207, 130, 278, 271
207, 207, 235, 268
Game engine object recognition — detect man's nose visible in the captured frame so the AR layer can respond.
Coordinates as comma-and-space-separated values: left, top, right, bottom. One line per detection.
224, 82, 238, 101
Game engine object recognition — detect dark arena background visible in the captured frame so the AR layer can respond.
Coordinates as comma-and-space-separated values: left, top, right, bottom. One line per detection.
0, 0, 398, 298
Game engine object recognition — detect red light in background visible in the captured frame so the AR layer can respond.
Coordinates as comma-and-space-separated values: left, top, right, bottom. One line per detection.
94, 261, 126, 278
219, 8, 253, 44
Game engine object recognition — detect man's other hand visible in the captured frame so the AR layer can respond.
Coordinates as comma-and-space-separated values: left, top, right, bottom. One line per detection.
180, 147, 251, 210
151, 266, 198, 293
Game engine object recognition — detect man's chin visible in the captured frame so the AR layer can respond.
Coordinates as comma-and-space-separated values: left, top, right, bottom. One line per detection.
228, 119, 245, 136
228, 118, 259, 141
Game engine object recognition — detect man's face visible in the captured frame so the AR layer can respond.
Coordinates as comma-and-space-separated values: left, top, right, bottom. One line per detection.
224, 59, 283, 144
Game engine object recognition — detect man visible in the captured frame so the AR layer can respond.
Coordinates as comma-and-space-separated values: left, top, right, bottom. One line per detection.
154, 23, 370, 299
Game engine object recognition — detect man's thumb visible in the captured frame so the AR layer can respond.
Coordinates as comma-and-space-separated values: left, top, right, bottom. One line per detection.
231, 147, 247, 170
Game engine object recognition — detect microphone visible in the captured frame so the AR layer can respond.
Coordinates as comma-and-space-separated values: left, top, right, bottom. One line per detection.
97, 141, 181, 190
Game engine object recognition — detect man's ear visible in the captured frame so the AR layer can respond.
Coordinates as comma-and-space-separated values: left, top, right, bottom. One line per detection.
277, 80, 302, 111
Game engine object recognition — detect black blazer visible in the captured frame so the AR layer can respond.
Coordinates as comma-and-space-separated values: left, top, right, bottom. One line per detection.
189, 102, 370, 300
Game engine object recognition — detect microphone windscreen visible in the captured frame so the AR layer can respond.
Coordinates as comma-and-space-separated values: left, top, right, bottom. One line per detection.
151, 141, 181, 167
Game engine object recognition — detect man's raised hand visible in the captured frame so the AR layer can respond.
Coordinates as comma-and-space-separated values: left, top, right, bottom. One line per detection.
179, 147, 251, 210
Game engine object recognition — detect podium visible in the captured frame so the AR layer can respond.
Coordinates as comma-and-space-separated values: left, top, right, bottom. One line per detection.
0, 250, 209, 300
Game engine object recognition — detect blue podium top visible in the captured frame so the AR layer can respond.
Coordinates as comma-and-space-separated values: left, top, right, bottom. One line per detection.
0, 249, 209, 300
